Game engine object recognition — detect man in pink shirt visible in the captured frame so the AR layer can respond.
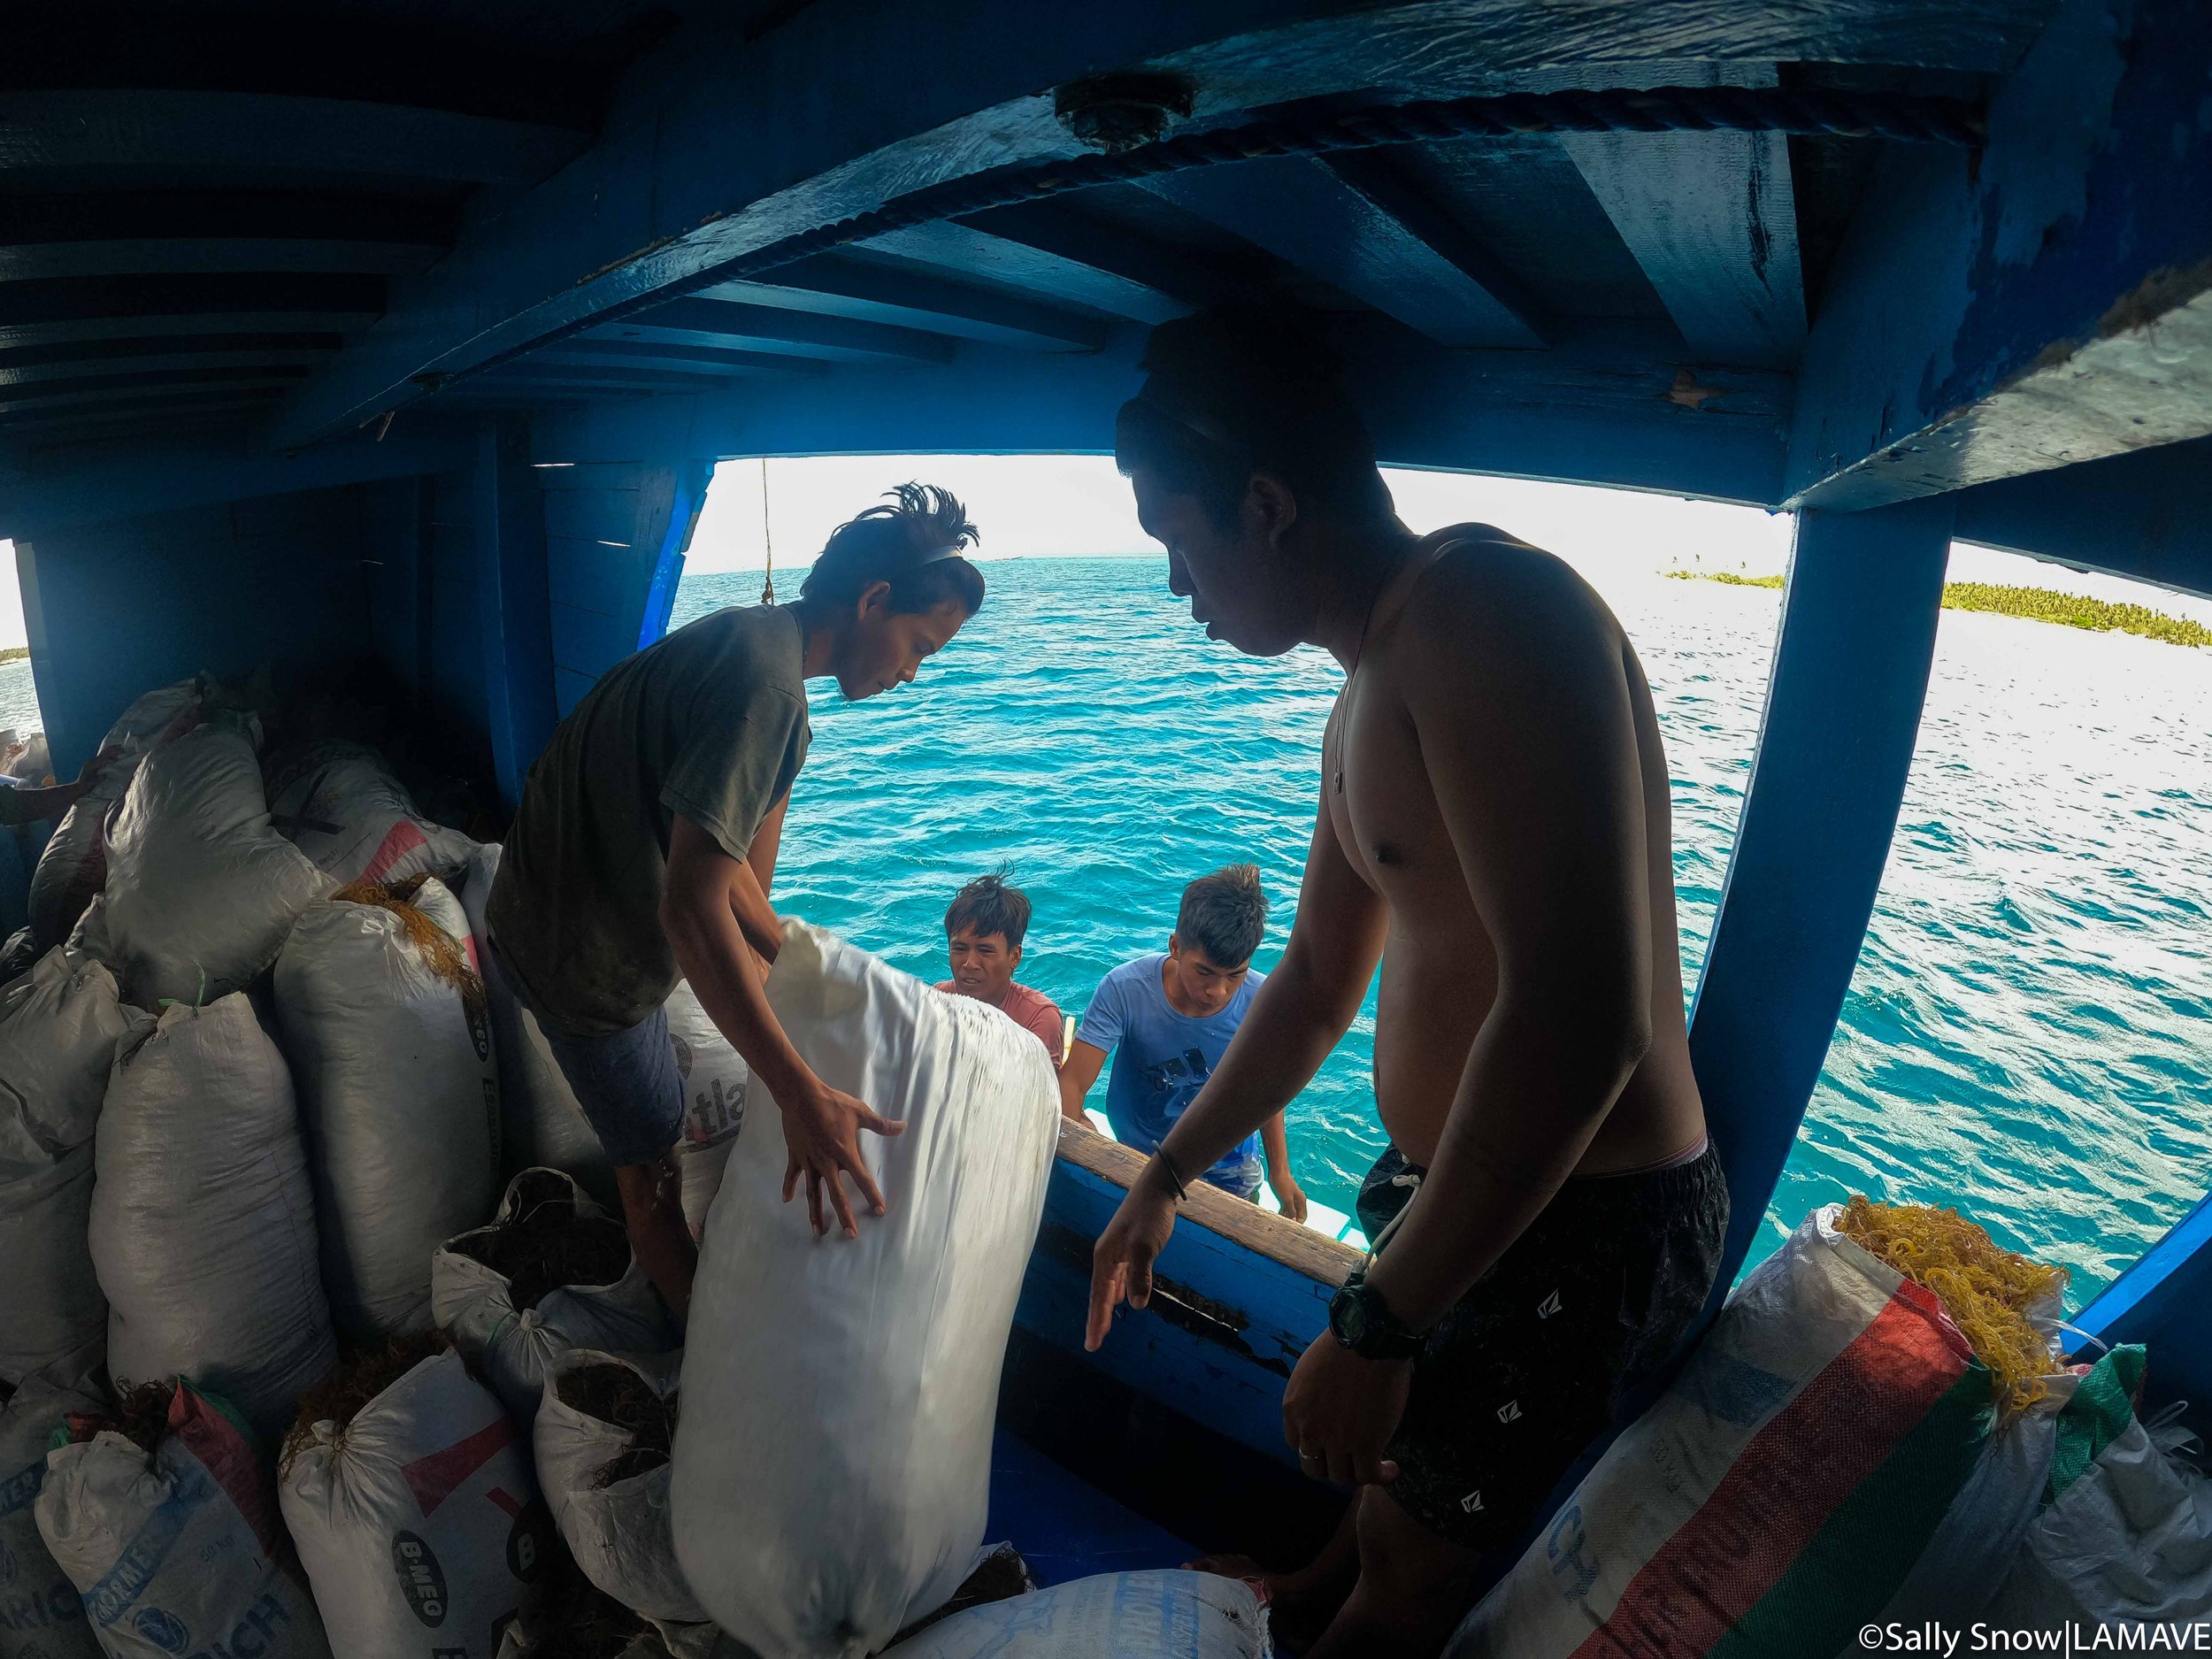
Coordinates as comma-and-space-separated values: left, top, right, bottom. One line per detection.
936, 872, 1065, 1070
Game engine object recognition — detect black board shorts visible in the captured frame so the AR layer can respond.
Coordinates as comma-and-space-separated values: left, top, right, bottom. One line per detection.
1355, 1141, 1729, 1551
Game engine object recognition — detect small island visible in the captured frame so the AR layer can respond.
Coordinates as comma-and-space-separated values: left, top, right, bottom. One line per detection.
1670, 572, 2211, 649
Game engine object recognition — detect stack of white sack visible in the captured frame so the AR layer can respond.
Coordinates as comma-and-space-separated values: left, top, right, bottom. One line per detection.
456, 843, 750, 1222
0, 949, 148, 1383
672, 921, 1059, 1659
265, 739, 478, 887
92, 993, 334, 1433
98, 711, 332, 1008
0, 1363, 107, 1659
433, 1168, 676, 1426
456, 843, 613, 1202
879, 1571, 1271, 1658
275, 875, 498, 1340
35, 1379, 332, 1659
281, 1346, 551, 1659
25, 677, 204, 954
535, 1349, 718, 1654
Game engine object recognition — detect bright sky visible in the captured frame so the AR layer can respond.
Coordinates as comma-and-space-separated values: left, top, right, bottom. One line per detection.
686, 455, 2212, 621
0, 542, 23, 649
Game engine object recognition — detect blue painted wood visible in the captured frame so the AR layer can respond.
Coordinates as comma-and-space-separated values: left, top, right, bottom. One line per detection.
864, 213, 1200, 324
987, 1431, 1194, 1587
0, 89, 587, 184
601, 299, 956, 365
640, 461, 710, 648
1686, 498, 1954, 1295
2071, 1189, 2212, 1402
1560, 128, 1805, 366
1013, 1156, 1337, 1468
472, 418, 559, 812
0, 349, 328, 389
707, 253, 1110, 351
1950, 437, 2212, 605
1786, 0, 2212, 507
0, 237, 442, 281
1147, 157, 1548, 349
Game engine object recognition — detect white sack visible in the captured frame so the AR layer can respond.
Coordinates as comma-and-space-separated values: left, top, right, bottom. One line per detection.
879, 1571, 1270, 1658
534, 1350, 707, 1631
455, 844, 611, 1202
667, 980, 748, 1237
672, 922, 1059, 1659
265, 741, 475, 887
280, 1348, 548, 1659
0, 951, 148, 1384
101, 716, 332, 1008
98, 680, 203, 757
275, 876, 498, 1340
0, 1364, 106, 1659
35, 1381, 331, 1659
433, 1170, 673, 1427
93, 995, 334, 1432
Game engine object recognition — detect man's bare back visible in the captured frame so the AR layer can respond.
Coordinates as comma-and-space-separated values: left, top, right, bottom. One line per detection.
1325, 526, 1707, 1173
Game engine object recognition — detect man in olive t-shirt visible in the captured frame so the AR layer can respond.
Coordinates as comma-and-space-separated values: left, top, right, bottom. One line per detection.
488, 484, 986, 1315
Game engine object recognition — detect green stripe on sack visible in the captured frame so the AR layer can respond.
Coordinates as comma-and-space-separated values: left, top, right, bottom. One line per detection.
1709, 1364, 1995, 1659
2045, 1345, 2145, 1505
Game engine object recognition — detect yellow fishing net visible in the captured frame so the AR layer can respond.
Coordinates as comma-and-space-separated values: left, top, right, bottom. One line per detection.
335, 875, 487, 1022
1837, 1195, 2070, 1421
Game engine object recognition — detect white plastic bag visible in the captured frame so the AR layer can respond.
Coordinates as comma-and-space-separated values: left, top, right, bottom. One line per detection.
280, 1348, 549, 1659
455, 844, 612, 1202
666, 980, 748, 1236
93, 995, 334, 1432
0, 949, 149, 1384
35, 1380, 331, 1659
264, 741, 476, 887
433, 1169, 674, 1427
672, 923, 1059, 1659
0, 1363, 106, 1659
879, 1571, 1270, 1658
275, 876, 498, 1340
534, 1350, 710, 1631
100, 716, 333, 1008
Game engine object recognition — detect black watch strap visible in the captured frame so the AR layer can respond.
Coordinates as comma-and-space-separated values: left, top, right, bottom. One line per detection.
1329, 1272, 1426, 1360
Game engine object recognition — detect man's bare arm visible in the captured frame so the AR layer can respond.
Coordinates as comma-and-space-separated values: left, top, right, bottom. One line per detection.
1153, 782, 1387, 1178
1058, 1039, 1109, 1124
724, 792, 787, 964
1363, 551, 1655, 1329
663, 814, 902, 1236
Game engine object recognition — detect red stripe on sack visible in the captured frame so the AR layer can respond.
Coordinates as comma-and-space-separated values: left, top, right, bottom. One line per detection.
485, 1486, 525, 1518
1571, 1289, 1972, 1659
360, 819, 428, 883
401, 1417, 514, 1519
166, 1385, 283, 1558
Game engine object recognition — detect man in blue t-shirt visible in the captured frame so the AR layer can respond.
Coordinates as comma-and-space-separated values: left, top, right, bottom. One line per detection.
1059, 864, 1308, 1220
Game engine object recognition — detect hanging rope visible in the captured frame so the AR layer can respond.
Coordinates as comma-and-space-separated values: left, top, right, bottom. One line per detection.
758, 456, 776, 605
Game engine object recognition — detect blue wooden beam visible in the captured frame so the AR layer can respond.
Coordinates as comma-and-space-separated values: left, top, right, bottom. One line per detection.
1950, 436, 2212, 604
2071, 1189, 2212, 1400
0, 89, 587, 184
0, 273, 383, 354
704, 253, 1110, 351
1687, 497, 1954, 1294
262, 0, 2057, 451
472, 417, 560, 813
590, 299, 954, 365
1787, 0, 2212, 508
870, 210, 1213, 323
0, 238, 442, 282
1145, 157, 1549, 348
640, 461, 712, 648
0, 349, 326, 388
1562, 128, 1805, 366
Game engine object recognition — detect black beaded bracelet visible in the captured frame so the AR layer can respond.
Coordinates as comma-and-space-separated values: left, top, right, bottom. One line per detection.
1155, 1145, 1192, 1203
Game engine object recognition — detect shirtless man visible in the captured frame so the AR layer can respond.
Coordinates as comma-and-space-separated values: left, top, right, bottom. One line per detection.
1087, 312, 1728, 1656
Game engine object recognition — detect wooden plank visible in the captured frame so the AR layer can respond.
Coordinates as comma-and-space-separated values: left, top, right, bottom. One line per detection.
2073, 1189, 2212, 1401
0, 376, 298, 418
1787, 0, 2212, 506
0, 239, 440, 283
524, 345, 779, 379
0, 90, 588, 184
546, 534, 648, 618
1056, 1119, 1363, 1287
1145, 157, 1548, 349
267, 0, 2056, 449
473, 418, 559, 812
703, 253, 1109, 350
1561, 128, 1806, 365
864, 215, 1198, 325
0, 349, 327, 388
597, 299, 955, 365
1948, 437, 2212, 603
1686, 498, 1954, 1305
549, 597, 636, 680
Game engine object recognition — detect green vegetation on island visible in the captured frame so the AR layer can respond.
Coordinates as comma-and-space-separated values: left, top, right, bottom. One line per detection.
1668, 571, 2212, 649
0, 646, 27, 665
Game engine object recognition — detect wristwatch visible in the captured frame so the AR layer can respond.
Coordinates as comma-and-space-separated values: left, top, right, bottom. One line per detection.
1328, 1271, 1426, 1361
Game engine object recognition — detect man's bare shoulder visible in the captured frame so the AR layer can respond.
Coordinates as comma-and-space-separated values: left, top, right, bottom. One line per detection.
1394, 525, 1622, 672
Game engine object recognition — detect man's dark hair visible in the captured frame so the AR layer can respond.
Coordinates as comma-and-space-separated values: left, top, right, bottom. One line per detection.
1177, 863, 1268, 966
1114, 309, 1393, 530
800, 483, 986, 615
945, 869, 1032, 950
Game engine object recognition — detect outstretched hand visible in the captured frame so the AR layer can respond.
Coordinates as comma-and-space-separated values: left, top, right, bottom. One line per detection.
1086, 1171, 1180, 1350
779, 1077, 903, 1238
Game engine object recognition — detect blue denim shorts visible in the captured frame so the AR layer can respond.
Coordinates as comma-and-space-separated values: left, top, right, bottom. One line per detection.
491, 935, 686, 1166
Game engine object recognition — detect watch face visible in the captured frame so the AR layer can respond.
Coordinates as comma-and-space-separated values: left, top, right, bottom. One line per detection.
1332, 1284, 1368, 1347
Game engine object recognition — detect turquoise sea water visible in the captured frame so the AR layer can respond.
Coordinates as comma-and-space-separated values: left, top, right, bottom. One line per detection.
673, 555, 2211, 1306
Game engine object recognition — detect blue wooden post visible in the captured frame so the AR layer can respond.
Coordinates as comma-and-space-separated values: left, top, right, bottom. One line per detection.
474, 416, 559, 814
637, 458, 712, 649
1687, 498, 1955, 1296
